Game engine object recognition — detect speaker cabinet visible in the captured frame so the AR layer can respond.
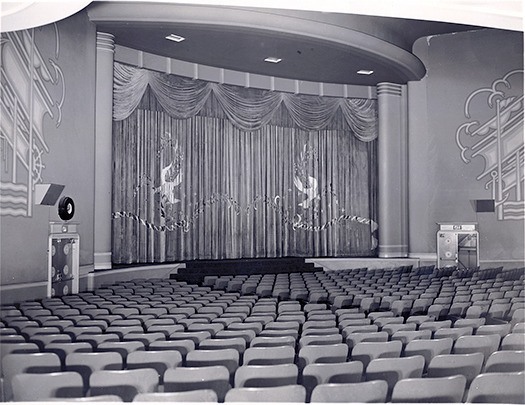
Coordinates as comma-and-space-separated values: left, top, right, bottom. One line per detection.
437, 223, 479, 269
48, 222, 79, 297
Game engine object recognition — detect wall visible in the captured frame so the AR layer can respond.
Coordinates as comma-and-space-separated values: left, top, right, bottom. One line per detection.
0, 11, 97, 298
408, 29, 524, 269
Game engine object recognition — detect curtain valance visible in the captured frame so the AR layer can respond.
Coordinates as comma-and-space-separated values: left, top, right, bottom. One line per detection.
113, 62, 378, 140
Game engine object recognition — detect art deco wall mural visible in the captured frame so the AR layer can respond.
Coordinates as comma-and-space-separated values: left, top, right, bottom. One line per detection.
0, 26, 65, 217
456, 69, 524, 221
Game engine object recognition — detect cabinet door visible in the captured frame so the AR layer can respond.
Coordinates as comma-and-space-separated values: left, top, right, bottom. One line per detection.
438, 231, 458, 267
50, 238, 75, 297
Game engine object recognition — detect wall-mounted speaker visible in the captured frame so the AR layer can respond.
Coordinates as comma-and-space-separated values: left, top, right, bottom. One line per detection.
58, 196, 75, 221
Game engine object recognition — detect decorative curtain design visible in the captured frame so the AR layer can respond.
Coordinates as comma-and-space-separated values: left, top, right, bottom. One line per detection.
113, 62, 378, 139
112, 63, 378, 263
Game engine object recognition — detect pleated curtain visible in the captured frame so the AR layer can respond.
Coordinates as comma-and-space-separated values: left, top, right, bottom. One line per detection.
112, 62, 378, 263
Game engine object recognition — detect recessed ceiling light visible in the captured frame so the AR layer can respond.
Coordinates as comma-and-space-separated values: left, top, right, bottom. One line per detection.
357, 69, 374, 75
165, 34, 185, 43
264, 57, 282, 64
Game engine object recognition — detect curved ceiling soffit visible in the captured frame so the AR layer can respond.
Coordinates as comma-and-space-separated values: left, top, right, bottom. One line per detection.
88, 3, 427, 82
1, 1, 93, 33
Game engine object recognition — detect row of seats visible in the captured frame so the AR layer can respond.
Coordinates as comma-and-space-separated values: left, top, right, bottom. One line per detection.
1, 267, 524, 402
4, 356, 525, 402
202, 267, 525, 319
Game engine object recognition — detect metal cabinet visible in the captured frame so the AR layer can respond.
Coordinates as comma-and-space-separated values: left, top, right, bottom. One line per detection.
437, 223, 479, 269
48, 222, 79, 297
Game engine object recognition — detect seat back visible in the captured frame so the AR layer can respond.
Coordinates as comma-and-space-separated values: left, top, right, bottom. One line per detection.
391, 375, 467, 403
164, 365, 230, 402
97, 341, 145, 363
234, 364, 298, 388
467, 371, 525, 403
243, 346, 295, 365
453, 334, 500, 361
301, 361, 363, 401
427, 352, 484, 386
250, 336, 296, 348
404, 338, 453, 371
310, 380, 388, 403
299, 334, 342, 349
126, 350, 182, 381
434, 326, 474, 341
132, 390, 218, 402
225, 385, 306, 402
381, 323, 417, 336
484, 350, 525, 373
2, 352, 62, 400
199, 337, 246, 353
11, 371, 84, 401
298, 344, 348, 370
148, 339, 195, 357
476, 323, 512, 338
89, 369, 159, 402
185, 348, 239, 375
44, 341, 92, 365
351, 340, 402, 368
65, 351, 123, 390
419, 320, 452, 333
365, 355, 425, 400
390, 329, 432, 346
501, 333, 525, 350
0, 342, 40, 369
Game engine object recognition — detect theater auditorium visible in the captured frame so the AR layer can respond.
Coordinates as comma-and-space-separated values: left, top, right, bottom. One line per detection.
0, 1, 524, 402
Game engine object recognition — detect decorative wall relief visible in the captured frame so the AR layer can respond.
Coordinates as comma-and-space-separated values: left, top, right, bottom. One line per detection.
456, 70, 524, 220
0, 26, 65, 217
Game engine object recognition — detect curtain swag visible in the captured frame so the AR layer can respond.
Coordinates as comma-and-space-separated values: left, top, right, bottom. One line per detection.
113, 62, 378, 140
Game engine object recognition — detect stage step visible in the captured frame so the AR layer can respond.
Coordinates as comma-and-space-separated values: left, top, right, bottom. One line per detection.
171, 258, 318, 284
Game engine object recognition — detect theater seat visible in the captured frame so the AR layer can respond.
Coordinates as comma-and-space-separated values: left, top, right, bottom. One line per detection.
310, 380, 388, 403
11, 371, 84, 401
350, 340, 402, 368
133, 389, 218, 402
225, 385, 306, 402
301, 361, 363, 401
484, 350, 525, 373
365, 355, 425, 401
403, 338, 453, 371
89, 369, 159, 402
427, 352, 484, 387
243, 346, 295, 365
391, 375, 467, 403
2, 352, 62, 401
234, 364, 298, 388
297, 344, 348, 370
467, 372, 525, 403
164, 366, 230, 402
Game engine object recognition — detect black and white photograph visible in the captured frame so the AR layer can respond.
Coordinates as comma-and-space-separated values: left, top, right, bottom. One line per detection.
0, 0, 523, 402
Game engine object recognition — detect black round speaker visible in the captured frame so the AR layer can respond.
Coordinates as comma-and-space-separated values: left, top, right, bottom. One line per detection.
58, 196, 75, 221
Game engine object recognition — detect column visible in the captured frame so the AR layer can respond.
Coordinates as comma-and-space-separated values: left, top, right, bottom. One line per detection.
94, 32, 114, 270
377, 82, 409, 258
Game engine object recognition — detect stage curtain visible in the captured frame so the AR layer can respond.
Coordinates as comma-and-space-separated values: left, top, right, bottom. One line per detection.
113, 62, 377, 138
112, 63, 378, 263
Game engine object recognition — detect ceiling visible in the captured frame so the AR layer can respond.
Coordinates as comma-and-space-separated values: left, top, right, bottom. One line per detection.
2, 1, 523, 86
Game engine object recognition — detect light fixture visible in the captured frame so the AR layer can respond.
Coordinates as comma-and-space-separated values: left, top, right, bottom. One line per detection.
264, 57, 282, 64
165, 34, 185, 43
357, 69, 374, 75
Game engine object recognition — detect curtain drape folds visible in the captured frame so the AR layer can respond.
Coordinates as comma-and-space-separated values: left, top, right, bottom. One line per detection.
113, 62, 378, 139
112, 62, 379, 263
